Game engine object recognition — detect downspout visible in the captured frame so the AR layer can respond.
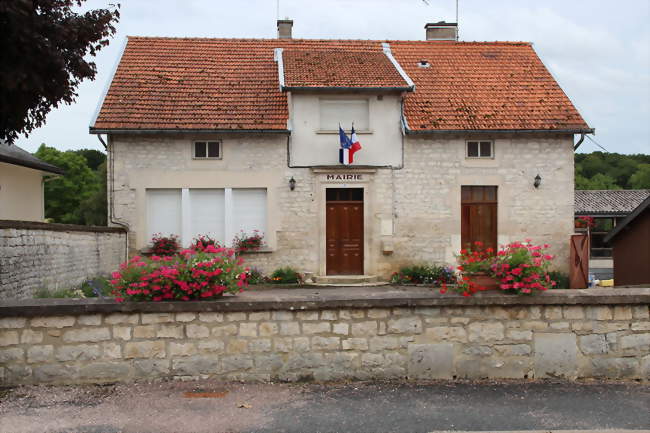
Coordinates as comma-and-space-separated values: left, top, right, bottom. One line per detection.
573, 133, 586, 151
97, 134, 130, 260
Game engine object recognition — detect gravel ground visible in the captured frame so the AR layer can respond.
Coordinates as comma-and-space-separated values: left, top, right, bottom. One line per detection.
0, 379, 649, 433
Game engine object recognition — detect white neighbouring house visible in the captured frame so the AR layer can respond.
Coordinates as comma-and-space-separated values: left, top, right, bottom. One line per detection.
0, 140, 64, 222
90, 21, 592, 279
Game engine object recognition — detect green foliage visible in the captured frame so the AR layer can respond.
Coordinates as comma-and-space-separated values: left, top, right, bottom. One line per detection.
575, 173, 618, 190
34, 144, 107, 225
575, 152, 650, 189
34, 287, 86, 299
34, 277, 112, 299
629, 164, 650, 189
548, 271, 569, 290
245, 268, 265, 285
79, 160, 107, 226
270, 267, 302, 284
80, 277, 112, 297
390, 264, 455, 285
0, 1, 120, 143
75, 149, 106, 171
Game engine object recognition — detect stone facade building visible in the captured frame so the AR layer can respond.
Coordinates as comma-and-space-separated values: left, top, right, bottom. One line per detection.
90, 21, 592, 278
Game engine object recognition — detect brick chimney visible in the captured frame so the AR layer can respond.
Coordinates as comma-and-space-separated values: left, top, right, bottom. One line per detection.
425, 21, 458, 41
277, 19, 293, 39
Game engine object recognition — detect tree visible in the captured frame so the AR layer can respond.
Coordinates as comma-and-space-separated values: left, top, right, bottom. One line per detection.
0, 1, 120, 143
35, 144, 102, 224
629, 164, 650, 189
75, 148, 106, 171
584, 173, 619, 190
79, 161, 108, 225
575, 152, 650, 190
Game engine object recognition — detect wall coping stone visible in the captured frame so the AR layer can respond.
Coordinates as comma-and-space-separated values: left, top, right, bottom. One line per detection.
0, 219, 126, 234
1, 287, 648, 317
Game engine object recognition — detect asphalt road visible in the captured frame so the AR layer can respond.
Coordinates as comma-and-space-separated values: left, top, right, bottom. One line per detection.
1, 380, 649, 433
250, 381, 650, 433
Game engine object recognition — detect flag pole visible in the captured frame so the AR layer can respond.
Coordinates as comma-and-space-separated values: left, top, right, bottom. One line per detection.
456, 0, 459, 40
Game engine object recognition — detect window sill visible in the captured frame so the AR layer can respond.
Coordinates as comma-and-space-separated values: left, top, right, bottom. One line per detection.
316, 129, 373, 135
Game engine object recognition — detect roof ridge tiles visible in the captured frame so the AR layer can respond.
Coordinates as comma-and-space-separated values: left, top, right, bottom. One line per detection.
125, 36, 532, 46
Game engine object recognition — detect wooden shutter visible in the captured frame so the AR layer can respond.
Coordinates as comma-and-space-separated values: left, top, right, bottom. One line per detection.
461, 186, 498, 251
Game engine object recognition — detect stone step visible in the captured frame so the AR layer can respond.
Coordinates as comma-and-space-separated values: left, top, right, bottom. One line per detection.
311, 275, 382, 285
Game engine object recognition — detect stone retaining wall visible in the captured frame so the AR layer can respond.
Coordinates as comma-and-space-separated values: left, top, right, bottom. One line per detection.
1, 288, 648, 385
0, 220, 127, 299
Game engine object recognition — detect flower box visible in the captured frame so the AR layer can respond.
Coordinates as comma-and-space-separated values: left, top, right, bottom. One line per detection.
466, 272, 500, 291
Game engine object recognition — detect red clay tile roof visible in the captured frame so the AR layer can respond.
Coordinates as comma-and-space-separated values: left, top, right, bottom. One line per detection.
390, 41, 590, 131
281, 49, 410, 89
91, 37, 591, 133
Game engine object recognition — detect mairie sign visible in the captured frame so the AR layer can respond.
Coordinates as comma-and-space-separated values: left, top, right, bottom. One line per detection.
325, 174, 363, 181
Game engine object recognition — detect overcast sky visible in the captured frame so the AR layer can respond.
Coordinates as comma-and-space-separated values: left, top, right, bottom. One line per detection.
14, 0, 650, 155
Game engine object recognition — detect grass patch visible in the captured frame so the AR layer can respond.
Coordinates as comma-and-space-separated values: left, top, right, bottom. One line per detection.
34, 276, 113, 299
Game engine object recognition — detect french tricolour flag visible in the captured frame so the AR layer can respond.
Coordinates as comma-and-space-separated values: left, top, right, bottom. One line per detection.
339, 125, 362, 165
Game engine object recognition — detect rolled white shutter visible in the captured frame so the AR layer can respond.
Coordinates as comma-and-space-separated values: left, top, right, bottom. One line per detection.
146, 189, 182, 241
232, 188, 267, 237
189, 189, 226, 244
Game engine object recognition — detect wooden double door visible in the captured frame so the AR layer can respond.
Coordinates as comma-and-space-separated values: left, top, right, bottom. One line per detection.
461, 186, 498, 251
326, 188, 364, 275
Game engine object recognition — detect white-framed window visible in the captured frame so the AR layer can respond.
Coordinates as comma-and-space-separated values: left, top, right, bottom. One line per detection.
193, 140, 221, 159
466, 140, 494, 158
319, 99, 369, 131
146, 187, 266, 247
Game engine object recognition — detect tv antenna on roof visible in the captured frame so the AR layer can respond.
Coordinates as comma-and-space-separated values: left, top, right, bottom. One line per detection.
422, 0, 459, 29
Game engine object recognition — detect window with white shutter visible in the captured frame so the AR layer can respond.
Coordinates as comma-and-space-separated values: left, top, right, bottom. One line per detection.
232, 188, 267, 236
145, 188, 267, 247
146, 189, 182, 240
189, 189, 225, 243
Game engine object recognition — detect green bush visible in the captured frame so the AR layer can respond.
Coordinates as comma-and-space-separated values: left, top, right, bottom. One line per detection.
34, 277, 115, 299
80, 277, 112, 297
34, 287, 86, 298
246, 268, 266, 285
548, 271, 570, 289
270, 267, 302, 284
390, 265, 455, 285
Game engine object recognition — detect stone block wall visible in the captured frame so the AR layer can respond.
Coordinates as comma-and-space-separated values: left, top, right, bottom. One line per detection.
110, 132, 575, 278
0, 221, 127, 299
1, 302, 648, 385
